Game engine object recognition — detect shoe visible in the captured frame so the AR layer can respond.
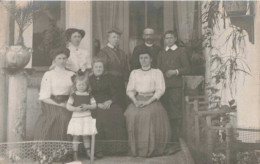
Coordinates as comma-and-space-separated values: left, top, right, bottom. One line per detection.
85, 148, 91, 160
95, 152, 104, 159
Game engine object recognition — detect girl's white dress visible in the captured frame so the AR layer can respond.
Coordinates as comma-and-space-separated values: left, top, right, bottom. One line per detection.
67, 92, 97, 136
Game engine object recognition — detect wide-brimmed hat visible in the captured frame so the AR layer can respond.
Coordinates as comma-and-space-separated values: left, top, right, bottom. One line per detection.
50, 47, 70, 61
65, 28, 85, 40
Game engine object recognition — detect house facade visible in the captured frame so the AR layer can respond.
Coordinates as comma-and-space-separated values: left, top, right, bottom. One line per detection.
0, 1, 259, 143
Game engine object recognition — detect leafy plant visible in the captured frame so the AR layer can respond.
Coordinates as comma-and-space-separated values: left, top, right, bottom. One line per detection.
2, 1, 39, 46
202, 1, 250, 110
202, 1, 221, 30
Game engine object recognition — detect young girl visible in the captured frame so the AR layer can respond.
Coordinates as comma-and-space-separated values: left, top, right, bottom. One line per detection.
66, 74, 97, 161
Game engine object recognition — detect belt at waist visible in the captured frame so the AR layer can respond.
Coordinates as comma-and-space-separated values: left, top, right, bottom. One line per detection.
51, 95, 69, 104
137, 92, 154, 97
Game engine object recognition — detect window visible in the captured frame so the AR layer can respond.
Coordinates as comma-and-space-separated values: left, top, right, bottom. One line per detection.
129, 1, 163, 43
32, 1, 65, 67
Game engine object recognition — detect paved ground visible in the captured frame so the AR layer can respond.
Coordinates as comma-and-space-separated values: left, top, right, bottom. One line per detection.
75, 138, 194, 164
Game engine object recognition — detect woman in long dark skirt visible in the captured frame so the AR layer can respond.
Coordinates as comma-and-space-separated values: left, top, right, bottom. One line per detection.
89, 58, 127, 158
124, 50, 175, 157
33, 48, 74, 141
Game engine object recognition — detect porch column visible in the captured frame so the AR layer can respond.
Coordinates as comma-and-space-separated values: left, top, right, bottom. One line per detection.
7, 1, 33, 142
0, 3, 10, 142
65, 1, 92, 62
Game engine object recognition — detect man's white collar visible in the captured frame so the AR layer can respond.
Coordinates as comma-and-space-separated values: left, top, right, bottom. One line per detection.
145, 43, 153, 47
165, 44, 178, 51
107, 43, 115, 49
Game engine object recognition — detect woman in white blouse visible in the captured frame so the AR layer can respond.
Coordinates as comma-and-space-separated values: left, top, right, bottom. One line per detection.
33, 48, 74, 141
124, 51, 174, 157
65, 28, 92, 73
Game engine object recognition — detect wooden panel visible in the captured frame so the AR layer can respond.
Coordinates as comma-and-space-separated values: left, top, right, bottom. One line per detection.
26, 75, 42, 140
26, 87, 41, 140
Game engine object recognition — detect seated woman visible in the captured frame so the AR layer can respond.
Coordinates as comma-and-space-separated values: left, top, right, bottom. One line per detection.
89, 58, 127, 158
124, 50, 173, 157
33, 48, 74, 141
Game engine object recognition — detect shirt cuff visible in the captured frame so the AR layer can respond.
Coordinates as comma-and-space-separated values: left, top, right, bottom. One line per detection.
176, 69, 179, 75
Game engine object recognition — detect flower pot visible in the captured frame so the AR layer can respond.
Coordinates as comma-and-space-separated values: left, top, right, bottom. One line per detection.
224, 1, 248, 16
6, 45, 31, 70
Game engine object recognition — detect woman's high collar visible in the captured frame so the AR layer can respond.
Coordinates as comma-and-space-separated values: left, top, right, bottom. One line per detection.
68, 43, 79, 50
141, 66, 151, 71
54, 66, 66, 72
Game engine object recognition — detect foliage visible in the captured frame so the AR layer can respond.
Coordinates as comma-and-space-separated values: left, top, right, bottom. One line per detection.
202, 1, 221, 29
236, 151, 260, 164
32, 144, 69, 164
211, 152, 226, 164
2, 1, 39, 46
202, 0, 250, 112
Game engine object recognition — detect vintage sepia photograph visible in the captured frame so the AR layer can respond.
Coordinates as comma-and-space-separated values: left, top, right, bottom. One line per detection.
0, 1, 259, 164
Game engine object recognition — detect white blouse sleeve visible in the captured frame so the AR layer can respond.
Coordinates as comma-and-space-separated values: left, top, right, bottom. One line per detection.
90, 97, 96, 105
67, 95, 74, 105
153, 69, 165, 100
126, 70, 136, 99
81, 49, 92, 69
39, 72, 52, 100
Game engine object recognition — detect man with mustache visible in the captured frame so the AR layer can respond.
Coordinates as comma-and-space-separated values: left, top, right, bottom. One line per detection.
130, 28, 161, 71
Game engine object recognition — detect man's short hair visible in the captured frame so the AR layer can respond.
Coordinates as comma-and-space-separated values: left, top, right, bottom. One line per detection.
143, 28, 154, 34
164, 30, 178, 39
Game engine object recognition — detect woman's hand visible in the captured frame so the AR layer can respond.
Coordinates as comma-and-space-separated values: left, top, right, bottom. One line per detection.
165, 70, 178, 78
98, 103, 106, 110
133, 100, 144, 108
59, 102, 67, 108
103, 100, 112, 110
142, 100, 152, 107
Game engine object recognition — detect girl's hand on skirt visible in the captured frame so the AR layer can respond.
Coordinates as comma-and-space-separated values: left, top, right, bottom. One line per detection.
75, 106, 84, 112
81, 104, 90, 111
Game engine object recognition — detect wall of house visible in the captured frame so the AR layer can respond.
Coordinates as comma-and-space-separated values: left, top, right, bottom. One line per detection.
205, 1, 260, 141
235, 2, 260, 131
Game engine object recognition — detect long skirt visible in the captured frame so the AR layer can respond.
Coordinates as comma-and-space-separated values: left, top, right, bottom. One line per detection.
95, 103, 128, 155
33, 102, 72, 141
124, 95, 173, 157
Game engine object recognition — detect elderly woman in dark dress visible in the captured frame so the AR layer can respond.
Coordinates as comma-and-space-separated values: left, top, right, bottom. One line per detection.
89, 57, 127, 158
33, 48, 74, 141
96, 27, 129, 109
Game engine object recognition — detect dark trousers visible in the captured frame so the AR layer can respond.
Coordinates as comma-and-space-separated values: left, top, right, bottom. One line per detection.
161, 87, 182, 143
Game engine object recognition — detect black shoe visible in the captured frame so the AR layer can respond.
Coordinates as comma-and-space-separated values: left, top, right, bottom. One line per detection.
95, 152, 104, 159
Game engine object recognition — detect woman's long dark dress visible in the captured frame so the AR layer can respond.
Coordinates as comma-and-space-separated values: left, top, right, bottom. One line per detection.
97, 46, 129, 109
90, 74, 127, 155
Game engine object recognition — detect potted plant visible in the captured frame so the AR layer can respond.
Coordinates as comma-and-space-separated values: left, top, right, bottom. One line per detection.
2, 1, 38, 74
184, 38, 205, 75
